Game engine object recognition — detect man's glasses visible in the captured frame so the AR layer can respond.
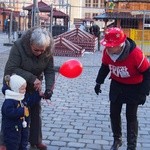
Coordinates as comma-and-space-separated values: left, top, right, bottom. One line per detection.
31, 45, 45, 53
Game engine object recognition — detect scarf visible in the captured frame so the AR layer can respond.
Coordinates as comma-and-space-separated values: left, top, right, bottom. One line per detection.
5, 90, 25, 101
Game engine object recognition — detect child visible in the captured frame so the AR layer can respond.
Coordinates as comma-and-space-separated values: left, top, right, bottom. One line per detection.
1, 74, 29, 150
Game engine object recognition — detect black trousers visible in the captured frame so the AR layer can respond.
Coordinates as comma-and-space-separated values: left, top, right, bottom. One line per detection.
110, 101, 139, 149
110, 101, 138, 125
29, 101, 42, 145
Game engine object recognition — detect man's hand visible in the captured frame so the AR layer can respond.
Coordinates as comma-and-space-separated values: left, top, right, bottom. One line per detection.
94, 84, 101, 95
43, 89, 53, 100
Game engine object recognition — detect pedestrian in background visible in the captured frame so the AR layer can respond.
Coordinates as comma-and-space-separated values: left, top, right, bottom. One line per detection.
94, 27, 150, 150
79, 22, 86, 31
4, 18, 8, 34
1, 74, 29, 150
3, 27, 56, 150
89, 23, 100, 51
12, 17, 18, 42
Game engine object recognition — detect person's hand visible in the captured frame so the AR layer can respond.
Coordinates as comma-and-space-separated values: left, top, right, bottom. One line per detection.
24, 106, 29, 117
34, 78, 42, 91
43, 89, 53, 100
94, 84, 101, 95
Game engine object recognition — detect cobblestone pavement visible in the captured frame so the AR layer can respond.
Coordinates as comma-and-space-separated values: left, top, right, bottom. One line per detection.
0, 33, 149, 150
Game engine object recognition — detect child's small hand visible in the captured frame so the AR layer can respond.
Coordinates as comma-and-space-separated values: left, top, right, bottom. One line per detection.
39, 91, 44, 97
24, 106, 29, 117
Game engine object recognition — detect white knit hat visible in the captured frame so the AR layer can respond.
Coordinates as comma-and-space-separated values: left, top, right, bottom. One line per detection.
9, 74, 26, 93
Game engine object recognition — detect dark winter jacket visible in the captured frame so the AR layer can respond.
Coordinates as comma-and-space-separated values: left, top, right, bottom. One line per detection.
89, 24, 100, 37
3, 28, 55, 93
1, 86, 30, 150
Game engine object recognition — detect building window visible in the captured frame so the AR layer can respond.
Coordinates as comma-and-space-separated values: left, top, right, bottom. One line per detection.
93, 0, 98, 8
100, 0, 105, 8
85, 0, 91, 7
92, 13, 98, 17
145, 19, 150, 29
121, 19, 138, 29
85, 13, 91, 18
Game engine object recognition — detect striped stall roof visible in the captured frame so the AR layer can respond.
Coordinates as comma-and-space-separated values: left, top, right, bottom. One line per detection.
54, 37, 85, 57
55, 28, 98, 52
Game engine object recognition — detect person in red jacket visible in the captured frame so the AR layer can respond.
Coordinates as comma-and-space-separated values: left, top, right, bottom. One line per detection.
94, 27, 150, 150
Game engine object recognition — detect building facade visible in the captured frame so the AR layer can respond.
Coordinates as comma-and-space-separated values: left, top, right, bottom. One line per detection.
0, 0, 105, 32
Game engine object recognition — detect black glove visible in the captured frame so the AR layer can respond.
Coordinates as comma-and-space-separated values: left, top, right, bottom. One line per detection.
43, 89, 53, 99
94, 84, 101, 95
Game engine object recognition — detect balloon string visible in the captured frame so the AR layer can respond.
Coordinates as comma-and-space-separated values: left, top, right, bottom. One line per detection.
44, 73, 60, 106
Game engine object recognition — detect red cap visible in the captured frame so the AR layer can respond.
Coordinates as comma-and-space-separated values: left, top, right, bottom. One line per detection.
100, 27, 126, 47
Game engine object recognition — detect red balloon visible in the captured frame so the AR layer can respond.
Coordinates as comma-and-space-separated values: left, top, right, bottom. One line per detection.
59, 59, 83, 78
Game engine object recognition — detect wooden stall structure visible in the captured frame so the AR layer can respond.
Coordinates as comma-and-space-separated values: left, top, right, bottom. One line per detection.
54, 37, 85, 57
23, 0, 69, 31
94, 1, 150, 31
93, 0, 150, 55
0, 7, 20, 32
56, 28, 98, 52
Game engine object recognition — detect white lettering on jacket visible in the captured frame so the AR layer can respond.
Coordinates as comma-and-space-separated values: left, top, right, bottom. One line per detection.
109, 65, 130, 78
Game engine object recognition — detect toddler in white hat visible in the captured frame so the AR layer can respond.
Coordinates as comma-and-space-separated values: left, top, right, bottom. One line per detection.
1, 74, 29, 150
5, 74, 27, 100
